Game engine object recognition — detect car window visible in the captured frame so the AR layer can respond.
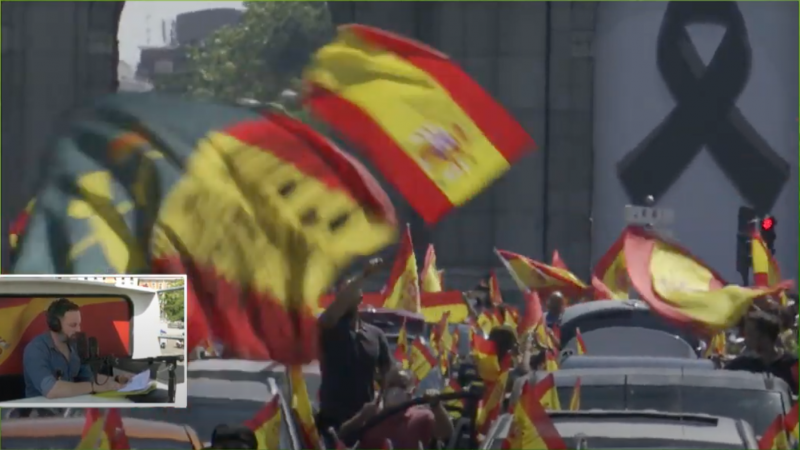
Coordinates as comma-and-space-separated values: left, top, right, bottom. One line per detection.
0, 437, 193, 449
556, 386, 626, 410
626, 385, 785, 435
560, 437, 743, 449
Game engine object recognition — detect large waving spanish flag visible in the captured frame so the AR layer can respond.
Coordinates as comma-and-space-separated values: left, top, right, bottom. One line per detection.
751, 229, 788, 306
246, 396, 283, 450
10, 94, 398, 365
383, 225, 421, 313
420, 244, 443, 293
497, 249, 588, 297
303, 24, 536, 223
502, 381, 567, 450
593, 232, 630, 299
624, 226, 791, 334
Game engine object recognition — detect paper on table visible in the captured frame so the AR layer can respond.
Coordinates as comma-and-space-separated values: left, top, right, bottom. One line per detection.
117, 370, 152, 393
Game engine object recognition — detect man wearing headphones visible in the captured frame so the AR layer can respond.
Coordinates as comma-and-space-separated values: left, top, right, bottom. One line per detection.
22, 298, 128, 398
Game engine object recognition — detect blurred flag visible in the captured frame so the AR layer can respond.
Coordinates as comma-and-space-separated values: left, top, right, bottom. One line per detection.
497, 250, 588, 298
518, 290, 544, 338
752, 229, 789, 306
476, 357, 510, 435
246, 396, 283, 450
420, 244, 443, 293
575, 328, 587, 355
383, 225, 421, 313
759, 411, 791, 450
624, 226, 791, 334
419, 291, 469, 323
703, 332, 727, 358
409, 337, 436, 383
489, 270, 503, 306
76, 409, 129, 450
544, 349, 559, 373
289, 365, 322, 449
568, 378, 581, 411
592, 233, 630, 300
501, 381, 567, 450
395, 318, 410, 368
76, 409, 106, 450
533, 373, 562, 410
472, 332, 501, 382
304, 24, 536, 223
443, 378, 465, 418
785, 403, 798, 445
10, 94, 398, 365
551, 251, 567, 270
477, 310, 495, 335
8, 199, 36, 263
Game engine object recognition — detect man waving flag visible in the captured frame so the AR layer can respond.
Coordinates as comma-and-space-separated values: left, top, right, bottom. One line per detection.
10, 94, 398, 365
304, 24, 536, 223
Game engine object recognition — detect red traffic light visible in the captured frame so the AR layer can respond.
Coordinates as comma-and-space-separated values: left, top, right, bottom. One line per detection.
762, 217, 774, 231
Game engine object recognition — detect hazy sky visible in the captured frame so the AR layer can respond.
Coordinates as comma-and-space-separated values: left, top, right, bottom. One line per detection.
118, 1, 243, 67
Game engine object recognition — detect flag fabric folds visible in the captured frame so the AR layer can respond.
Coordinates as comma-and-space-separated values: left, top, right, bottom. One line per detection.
76, 409, 129, 450
419, 291, 470, 323
420, 244, 443, 293
751, 228, 788, 306
303, 24, 536, 223
593, 233, 630, 299
502, 381, 567, 450
568, 377, 581, 411
488, 270, 503, 306
246, 395, 283, 450
533, 373, 562, 410
409, 337, 437, 383
497, 250, 588, 298
624, 226, 791, 334
759, 411, 791, 450
289, 365, 322, 450
9, 94, 398, 365
383, 225, 421, 313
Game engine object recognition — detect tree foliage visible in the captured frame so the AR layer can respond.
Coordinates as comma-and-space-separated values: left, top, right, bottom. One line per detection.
156, 2, 334, 112
159, 279, 186, 322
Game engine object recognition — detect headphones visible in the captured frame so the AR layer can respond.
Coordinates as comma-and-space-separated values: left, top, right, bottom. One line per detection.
46, 298, 75, 333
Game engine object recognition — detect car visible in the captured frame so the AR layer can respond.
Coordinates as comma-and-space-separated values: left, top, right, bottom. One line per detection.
0, 416, 203, 449
359, 307, 427, 351
559, 355, 716, 370
558, 299, 702, 359
481, 410, 758, 449
522, 367, 792, 436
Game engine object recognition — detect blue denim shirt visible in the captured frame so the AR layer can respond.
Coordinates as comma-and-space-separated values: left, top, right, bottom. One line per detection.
22, 332, 93, 398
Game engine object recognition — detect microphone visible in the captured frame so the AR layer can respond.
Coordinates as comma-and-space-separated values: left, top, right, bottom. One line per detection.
75, 333, 90, 363
88, 337, 99, 360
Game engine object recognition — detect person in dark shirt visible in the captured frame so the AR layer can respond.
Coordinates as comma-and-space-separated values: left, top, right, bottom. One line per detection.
315, 258, 394, 447
725, 310, 798, 394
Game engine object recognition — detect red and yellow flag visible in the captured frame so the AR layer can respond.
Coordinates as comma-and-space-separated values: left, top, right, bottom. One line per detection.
518, 290, 544, 337
703, 332, 727, 358
533, 373, 562, 411
568, 377, 581, 411
759, 411, 791, 450
477, 310, 495, 335
419, 291, 469, 323
575, 328, 587, 355
785, 403, 798, 445
443, 378, 465, 418
303, 24, 536, 224
289, 365, 321, 450
476, 358, 510, 435
246, 396, 283, 450
593, 232, 630, 300
752, 229, 789, 306
497, 250, 588, 298
624, 226, 792, 334
9, 198, 36, 253
502, 381, 567, 450
395, 318, 410, 368
489, 270, 503, 306
420, 244, 443, 293
383, 225, 421, 313
544, 349, 560, 373
472, 331, 501, 382
409, 337, 437, 383
76, 409, 130, 450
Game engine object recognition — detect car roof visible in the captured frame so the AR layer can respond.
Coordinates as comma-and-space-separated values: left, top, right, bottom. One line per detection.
560, 299, 647, 324
559, 355, 715, 370
536, 367, 790, 391
1, 417, 196, 441
548, 411, 746, 446
187, 359, 320, 381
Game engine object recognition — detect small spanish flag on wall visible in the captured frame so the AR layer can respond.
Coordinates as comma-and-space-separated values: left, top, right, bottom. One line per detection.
304, 24, 536, 223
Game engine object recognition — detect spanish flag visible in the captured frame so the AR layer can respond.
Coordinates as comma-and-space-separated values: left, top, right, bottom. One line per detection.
489, 270, 503, 306
289, 365, 321, 450
575, 328, 587, 355
383, 225, 421, 313
443, 378, 465, 418
409, 336, 437, 383
10, 94, 398, 366
76, 409, 129, 450
544, 349, 560, 373
518, 290, 544, 337
472, 331, 501, 382
785, 403, 798, 445
9, 198, 36, 256
502, 380, 567, 450
303, 24, 536, 224
593, 232, 630, 300
419, 291, 469, 323
703, 332, 727, 358
624, 226, 792, 334
751, 229, 788, 306
246, 396, 283, 450
477, 310, 495, 335
476, 357, 510, 435
497, 250, 588, 298
420, 244, 443, 293
395, 318, 410, 368
759, 411, 791, 450
568, 377, 581, 411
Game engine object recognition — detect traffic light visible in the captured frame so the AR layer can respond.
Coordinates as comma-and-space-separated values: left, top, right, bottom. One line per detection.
760, 215, 777, 255
736, 206, 757, 280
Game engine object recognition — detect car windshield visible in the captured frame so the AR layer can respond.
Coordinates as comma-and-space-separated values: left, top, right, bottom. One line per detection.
555, 385, 785, 434
0, 437, 193, 449
560, 309, 699, 352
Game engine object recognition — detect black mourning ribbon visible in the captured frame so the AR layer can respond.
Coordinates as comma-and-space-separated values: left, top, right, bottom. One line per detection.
616, 1, 790, 213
